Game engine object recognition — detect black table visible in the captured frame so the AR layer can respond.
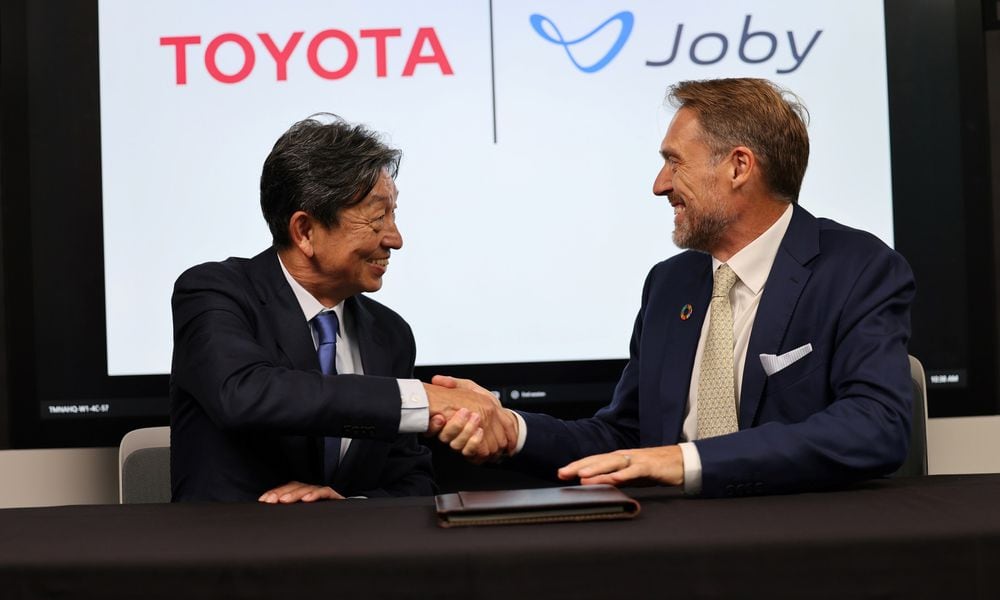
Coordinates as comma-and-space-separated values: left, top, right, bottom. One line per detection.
1, 475, 998, 599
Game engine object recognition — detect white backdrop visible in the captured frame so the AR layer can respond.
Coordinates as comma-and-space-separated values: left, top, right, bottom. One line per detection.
99, 0, 891, 375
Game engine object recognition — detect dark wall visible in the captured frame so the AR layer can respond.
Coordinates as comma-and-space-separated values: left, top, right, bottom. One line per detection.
989, 15, 1000, 397
887, 0, 998, 417
0, 0, 28, 449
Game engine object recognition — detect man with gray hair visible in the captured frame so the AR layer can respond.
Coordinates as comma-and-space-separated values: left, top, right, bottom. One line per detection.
171, 115, 511, 502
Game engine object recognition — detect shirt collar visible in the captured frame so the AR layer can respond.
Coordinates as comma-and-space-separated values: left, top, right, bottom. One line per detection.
277, 254, 346, 328
712, 203, 794, 295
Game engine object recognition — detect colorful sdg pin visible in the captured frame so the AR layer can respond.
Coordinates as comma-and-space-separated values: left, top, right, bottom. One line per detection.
679, 304, 694, 320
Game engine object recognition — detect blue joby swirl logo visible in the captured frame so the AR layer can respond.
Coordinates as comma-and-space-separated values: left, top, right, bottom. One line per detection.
529, 11, 634, 73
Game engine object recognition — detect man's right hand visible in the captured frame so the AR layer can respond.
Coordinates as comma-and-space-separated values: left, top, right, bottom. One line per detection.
435, 404, 520, 464
423, 375, 517, 460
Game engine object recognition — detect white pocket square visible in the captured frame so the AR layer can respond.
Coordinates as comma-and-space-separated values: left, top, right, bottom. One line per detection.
759, 343, 813, 376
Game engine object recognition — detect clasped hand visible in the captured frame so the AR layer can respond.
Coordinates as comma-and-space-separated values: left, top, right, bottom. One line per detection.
424, 375, 519, 463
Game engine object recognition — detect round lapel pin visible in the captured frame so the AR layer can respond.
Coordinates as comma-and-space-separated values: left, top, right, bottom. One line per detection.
679, 304, 693, 320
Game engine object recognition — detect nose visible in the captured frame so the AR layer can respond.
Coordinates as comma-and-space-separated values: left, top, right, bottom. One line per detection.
383, 218, 403, 250
653, 163, 673, 197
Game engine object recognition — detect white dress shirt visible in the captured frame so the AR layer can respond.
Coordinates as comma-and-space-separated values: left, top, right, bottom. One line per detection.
512, 204, 793, 495
679, 204, 793, 493
278, 257, 429, 460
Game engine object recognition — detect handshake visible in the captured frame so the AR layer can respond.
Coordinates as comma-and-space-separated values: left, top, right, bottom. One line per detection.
422, 374, 683, 487
423, 375, 519, 463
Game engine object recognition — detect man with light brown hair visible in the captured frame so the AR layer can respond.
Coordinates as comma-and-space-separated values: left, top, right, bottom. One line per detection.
437, 78, 915, 497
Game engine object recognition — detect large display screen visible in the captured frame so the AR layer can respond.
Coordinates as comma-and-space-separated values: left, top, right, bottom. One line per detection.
98, 0, 893, 375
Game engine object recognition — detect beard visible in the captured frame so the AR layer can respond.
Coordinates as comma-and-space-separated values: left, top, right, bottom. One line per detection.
671, 194, 734, 253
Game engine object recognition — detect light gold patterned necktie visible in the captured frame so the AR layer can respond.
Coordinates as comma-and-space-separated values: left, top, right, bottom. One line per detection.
697, 263, 739, 439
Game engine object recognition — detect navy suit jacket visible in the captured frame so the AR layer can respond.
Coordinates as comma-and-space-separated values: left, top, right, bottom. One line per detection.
517, 206, 915, 497
170, 247, 433, 502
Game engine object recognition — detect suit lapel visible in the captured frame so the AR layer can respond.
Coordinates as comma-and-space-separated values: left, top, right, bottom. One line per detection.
658, 255, 713, 443
349, 296, 391, 378
739, 206, 820, 427
247, 248, 319, 372
333, 296, 387, 488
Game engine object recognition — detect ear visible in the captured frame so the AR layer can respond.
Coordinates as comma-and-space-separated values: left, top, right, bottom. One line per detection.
287, 211, 316, 258
727, 146, 755, 191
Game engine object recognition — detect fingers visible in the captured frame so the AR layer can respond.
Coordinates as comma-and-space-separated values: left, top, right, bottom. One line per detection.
438, 408, 480, 449
557, 446, 685, 487
301, 486, 345, 502
258, 481, 344, 504
426, 383, 499, 426
436, 407, 493, 464
499, 409, 519, 455
259, 480, 308, 503
462, 428, 486, 461
474, 411, 511, 459
558, 452, 635, 483
432, 375, 497, 403
425, 414, 446, 436
431, 374, 459, 389
479, 417, 505, 453
579, 462, 643, 486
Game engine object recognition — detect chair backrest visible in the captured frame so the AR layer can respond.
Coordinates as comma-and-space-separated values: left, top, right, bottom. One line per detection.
892, 355, 929, 477
118, 426, 171, 503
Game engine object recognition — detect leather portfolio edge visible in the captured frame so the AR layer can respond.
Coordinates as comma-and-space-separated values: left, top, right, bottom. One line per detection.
434, 484, 641, 528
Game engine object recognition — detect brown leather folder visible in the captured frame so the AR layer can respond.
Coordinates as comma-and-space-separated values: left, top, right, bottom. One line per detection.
434, 484, 641, 527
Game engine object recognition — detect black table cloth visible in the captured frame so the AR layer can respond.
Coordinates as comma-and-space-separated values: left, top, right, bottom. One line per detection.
1, 475, 998, 599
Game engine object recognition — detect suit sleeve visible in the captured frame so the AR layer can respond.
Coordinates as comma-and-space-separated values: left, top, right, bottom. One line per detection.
510, 270, 652, 478
694, 246, 915, 497
171, 263, 402, 440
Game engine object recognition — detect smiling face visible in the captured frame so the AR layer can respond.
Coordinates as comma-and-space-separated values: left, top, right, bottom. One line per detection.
305, 169, 402, 304
653, 108, 736, 255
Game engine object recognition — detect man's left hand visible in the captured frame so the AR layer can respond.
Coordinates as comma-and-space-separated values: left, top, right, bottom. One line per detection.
557, 446, 685, 487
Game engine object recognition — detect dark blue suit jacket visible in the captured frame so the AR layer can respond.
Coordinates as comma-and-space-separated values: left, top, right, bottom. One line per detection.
517, 206, 915, 497
170, 248, 433, 502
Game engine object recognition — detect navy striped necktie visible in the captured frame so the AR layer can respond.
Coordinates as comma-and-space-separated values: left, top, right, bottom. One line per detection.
312, 311, 341, 484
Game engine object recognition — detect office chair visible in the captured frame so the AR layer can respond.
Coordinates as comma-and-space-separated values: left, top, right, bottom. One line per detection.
892, 355, 929, 477
118, 426, 171, 503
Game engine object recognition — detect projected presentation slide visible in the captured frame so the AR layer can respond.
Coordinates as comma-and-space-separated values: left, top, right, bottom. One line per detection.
99, 0, 891, 375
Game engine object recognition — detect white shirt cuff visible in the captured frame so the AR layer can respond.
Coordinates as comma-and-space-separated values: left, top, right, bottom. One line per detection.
679, 442, 703, 496
396, 379, 429, 433
511, 411, 528, 454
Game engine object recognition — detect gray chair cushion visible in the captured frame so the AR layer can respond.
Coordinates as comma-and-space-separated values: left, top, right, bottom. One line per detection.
121, 447, 171, 504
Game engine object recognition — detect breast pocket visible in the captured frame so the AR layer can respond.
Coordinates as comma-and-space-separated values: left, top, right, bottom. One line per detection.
759, 342, 830, 422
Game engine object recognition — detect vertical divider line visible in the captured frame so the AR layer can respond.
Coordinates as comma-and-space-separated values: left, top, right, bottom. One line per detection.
489, 0, 498, 143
